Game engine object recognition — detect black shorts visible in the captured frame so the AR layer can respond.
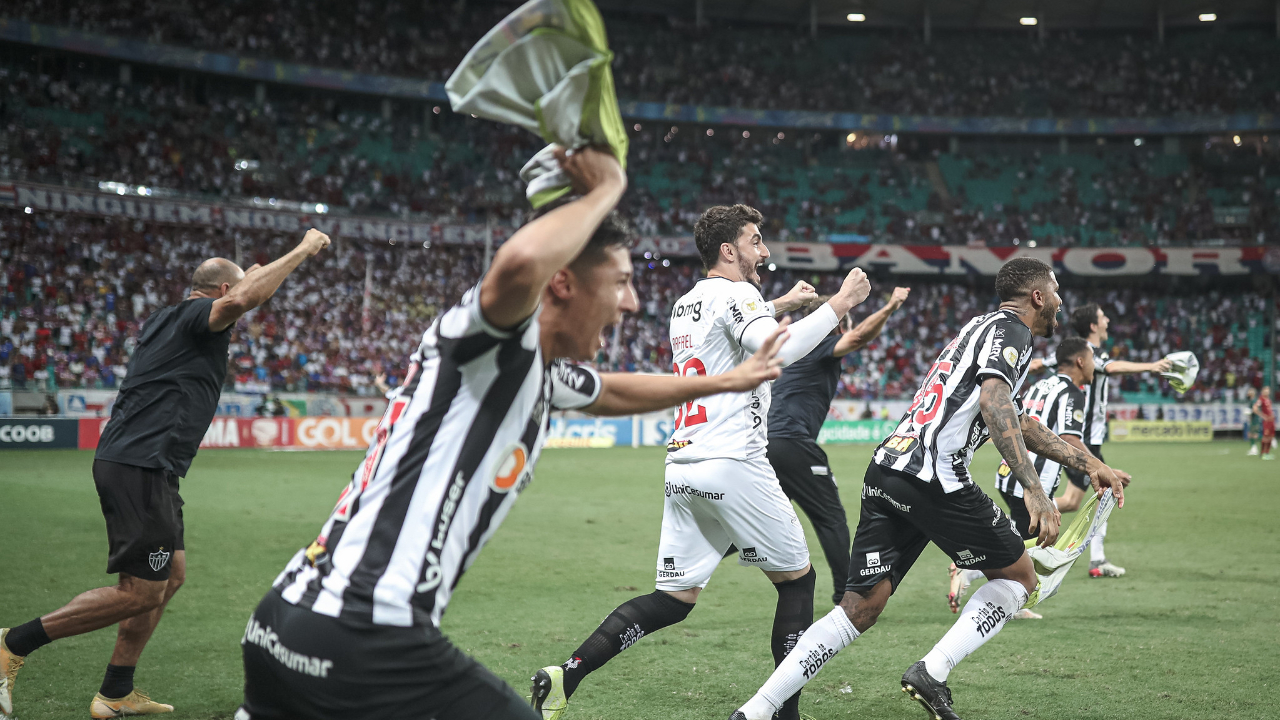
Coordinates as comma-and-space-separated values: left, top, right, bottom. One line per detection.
1064, 444, 1103, 491
845, 463, 1025, 595
92, 459, 184, 581
997, 489, 1035, 541
240, 590, 539, 720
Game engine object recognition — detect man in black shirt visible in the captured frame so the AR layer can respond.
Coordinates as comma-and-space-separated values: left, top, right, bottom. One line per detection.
768, 287, 909, 604
1, 229, 330, 719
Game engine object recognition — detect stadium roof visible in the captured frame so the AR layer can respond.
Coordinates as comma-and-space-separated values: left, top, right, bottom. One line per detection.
596, 0, 1278, 31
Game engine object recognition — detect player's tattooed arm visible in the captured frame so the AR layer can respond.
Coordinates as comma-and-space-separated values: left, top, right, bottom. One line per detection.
979, 378, 1060, 546
1021, 415, 1129, 507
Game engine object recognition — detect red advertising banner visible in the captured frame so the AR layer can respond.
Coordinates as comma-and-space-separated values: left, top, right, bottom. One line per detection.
199, 417, 294, 449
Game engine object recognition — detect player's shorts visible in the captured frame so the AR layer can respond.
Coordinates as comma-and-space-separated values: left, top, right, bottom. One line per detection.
656, 456, 810, 591
92, 459, 184, 581
238, 589, 538, 720
997, 489, 1036, 541
845, 463, 1025, 595
1264, 421, 1276, 440
1065, 444, 1104, 491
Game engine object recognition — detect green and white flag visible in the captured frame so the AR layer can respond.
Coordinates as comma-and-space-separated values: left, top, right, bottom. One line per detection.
445, 0, 628, 208
1022, 489, 1117, 608
1160, 351, 1200, 394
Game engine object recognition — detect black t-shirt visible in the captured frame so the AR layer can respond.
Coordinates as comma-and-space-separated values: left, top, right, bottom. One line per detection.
96, 298, 231, 476
767, 335, 842, 441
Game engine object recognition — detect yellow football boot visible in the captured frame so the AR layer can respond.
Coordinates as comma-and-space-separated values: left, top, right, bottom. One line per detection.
0, 628, 25, 719
90, 689, 173, 718
530, 665, 568, 719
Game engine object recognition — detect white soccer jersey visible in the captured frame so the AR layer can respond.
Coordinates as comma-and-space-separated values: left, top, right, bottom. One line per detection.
665, 277, 775, 463
271, 285, 599, 628
873, 309, 1034, 493
995, 373, 1086, 498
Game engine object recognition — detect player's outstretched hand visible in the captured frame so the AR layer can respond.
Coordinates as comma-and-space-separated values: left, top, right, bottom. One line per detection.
774, 281, 819, 314
1089, 463, 1128, 508
1153, 357, 1174, 374
1025, 489, 1061, 548
889, 286, 910, 308
554, 146, 627, 197
723, 318, 791, 391
299, 228, 331, 257
838, 267, 871, 307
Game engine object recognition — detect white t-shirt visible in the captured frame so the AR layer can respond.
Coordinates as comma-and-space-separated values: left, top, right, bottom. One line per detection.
666, 277, 775, 463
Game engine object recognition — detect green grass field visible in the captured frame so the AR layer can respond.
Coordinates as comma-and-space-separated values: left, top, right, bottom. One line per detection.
2, 442, 1278, 719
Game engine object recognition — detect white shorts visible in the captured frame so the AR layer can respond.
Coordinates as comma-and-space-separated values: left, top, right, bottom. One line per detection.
655, 456, 810, 591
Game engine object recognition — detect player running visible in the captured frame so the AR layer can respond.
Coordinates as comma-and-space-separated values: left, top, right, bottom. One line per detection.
1245, 387, 1261, 455
1254, 386, 1275, 460
1, 229, 330, 720
729, 258, 1130, 720
769, 287, 910, 605
531, 204, 871, 720
948, 336, 1103, 619
235, 150, 794, 720
1032, 303, 1170, 577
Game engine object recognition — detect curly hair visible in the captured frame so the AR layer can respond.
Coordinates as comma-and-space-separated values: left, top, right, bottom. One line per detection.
994, 257, 1053, 301
693, 205, 764, 271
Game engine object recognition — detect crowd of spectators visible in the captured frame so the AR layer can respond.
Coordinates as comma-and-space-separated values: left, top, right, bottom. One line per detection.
4, 59, 1278, 247
2, 208, 1273, 402
9, 0, 1280, 118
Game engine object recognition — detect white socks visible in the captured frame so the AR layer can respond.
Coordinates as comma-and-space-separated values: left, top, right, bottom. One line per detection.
922, 578, 1028, 683
1089, 520, 1109, 563
737, 606, 860, 720
960, 569, 985, 584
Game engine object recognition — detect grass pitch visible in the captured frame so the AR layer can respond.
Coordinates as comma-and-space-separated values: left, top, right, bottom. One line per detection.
2, 442, 1278, 719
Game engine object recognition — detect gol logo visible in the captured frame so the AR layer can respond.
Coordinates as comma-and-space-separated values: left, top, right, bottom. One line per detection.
491, 443, 529, 493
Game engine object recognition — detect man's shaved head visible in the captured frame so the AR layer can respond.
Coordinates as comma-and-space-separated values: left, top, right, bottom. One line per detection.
191, 258, 245, 295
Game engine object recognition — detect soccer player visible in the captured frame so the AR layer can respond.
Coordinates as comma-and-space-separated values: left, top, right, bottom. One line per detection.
769, 286, 910, 605
1254, 386, 1275, 460
949, 336, 1099, 620
1, 230, 331, 719
1034, 303, 1170, 578
729, 258, 1130, 720
236, 150, 795, 720
531, 204, 871, 720
1245, 386, 1261, 455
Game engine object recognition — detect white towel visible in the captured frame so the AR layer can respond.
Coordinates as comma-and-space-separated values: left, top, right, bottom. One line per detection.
445, 0, 628, 207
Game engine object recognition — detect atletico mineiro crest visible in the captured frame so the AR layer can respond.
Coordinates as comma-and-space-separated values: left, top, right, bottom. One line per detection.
149, 547, 171, 572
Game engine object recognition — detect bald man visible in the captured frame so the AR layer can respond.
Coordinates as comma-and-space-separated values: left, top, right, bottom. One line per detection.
1, 229, 329, 720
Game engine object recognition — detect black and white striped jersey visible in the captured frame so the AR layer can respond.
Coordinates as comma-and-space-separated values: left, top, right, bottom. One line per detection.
1081, 342, 1114, 446
873, 309, 1033, 493
271, 285, 600, 628
995, 373, 1085, 498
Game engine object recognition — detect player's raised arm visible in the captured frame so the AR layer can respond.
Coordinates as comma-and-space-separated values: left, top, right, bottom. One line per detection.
1104, 358, 1173, 375
833, 286, 909, 357
207, 228, 330, 331
585, 320, 792, 416
481, 147, 627, 330
1020, 415, 1129, 505
770, 280, 818, 315
740, 267, 871, 366
978, 377, 1061, 547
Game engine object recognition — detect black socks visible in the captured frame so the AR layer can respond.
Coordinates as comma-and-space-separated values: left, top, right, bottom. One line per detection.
99, 664, 136, 699
771, 568, 817, 720
561, 590, 695, 698
4, 618, 52, 657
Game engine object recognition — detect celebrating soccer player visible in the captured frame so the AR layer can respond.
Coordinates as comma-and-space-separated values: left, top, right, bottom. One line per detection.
949, 336, 1106, 619
769, 286, 910, 605
1254, 386, 1275, 460
235, 151, 796, 720
1, 229, 331, 719
530, 204, 871, 720
1032, 303, 1171, 577
728, 258, 1130, 720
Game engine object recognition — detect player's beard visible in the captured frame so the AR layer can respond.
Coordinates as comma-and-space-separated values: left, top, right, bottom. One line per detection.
739, 255, 762, 289
1039, 302, 1059, 338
